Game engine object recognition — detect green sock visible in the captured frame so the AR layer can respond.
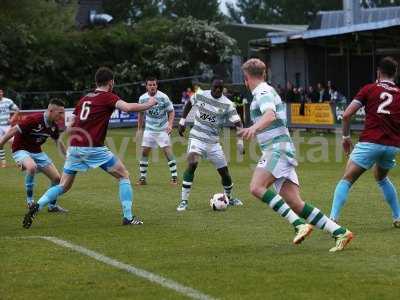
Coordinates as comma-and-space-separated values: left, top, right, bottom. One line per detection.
262, 190, 305, 227
181, 169, 195, 201
299, 203, 346, 236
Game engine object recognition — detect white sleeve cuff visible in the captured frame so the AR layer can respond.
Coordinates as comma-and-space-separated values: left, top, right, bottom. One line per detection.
179, 118, 186, 126
352, 99, 363, 106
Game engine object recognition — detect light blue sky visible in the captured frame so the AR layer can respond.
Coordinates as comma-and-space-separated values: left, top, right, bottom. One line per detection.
220, 0, 236, 15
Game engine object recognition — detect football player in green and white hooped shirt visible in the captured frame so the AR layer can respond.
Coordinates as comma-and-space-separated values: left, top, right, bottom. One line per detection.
176, 78, 245, 211
136, 78, 178, 185
0, 88, 19, 168
239, 58, 353, 252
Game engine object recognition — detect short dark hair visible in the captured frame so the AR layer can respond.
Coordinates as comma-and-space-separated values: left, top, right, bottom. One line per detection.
145, 77, 157, 84
211, 77, 224, 87
378, 57, 398, 78
49, 98, 65, 107
95, 67, 114, 87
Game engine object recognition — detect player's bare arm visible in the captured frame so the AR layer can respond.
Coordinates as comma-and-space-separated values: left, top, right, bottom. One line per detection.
136, 111, 145, 141
166, 110, 175, 135
56, 139, 67, 157
342, 100, 363, 155
0, 125, 19, 149
239, 109, 276, 140
137, 112, 144, 131
9, 109, 20, 125
234, 120, 245, 154
116, 97, 157, 113
178, 100, 193, 137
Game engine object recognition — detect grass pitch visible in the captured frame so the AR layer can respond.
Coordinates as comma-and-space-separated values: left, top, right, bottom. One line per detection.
1, 129, 400, 300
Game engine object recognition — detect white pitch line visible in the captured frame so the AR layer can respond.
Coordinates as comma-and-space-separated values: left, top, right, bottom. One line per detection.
15, 236, 217, 300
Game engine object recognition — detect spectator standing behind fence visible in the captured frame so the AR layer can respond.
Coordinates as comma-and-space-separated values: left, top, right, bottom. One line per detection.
318, 82, 331, 102
307, 85, 320, 103
292, 87, 301, 103
306, 85, 319, 103
181, 90, 190, 105
285, 81, 295, 102
276, 84, 285, 100
186, 87, 193, 98
327, 80, 333, 98
298, 87, 307, 116
330, 85, 347, 104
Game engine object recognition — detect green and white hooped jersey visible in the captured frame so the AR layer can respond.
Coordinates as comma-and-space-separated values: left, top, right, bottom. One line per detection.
0, 98, 18, 126
139, 91, 174, 132
250, 82, 297, 166
189, 90, 241, 144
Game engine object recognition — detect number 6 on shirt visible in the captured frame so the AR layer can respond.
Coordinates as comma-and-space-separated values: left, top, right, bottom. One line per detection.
80, 101, 91, 120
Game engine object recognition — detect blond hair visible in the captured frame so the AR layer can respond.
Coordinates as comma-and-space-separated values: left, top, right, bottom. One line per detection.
242, 58, 266, 79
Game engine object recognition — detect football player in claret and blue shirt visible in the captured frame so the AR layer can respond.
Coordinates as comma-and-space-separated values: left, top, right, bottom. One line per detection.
331, 57, 400, 227
22, 67, 157, 228
0, 98, 67, 212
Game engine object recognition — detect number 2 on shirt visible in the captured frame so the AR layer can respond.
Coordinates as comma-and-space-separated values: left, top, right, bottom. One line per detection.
377, 92, 393, 115
80, 101, 91, 120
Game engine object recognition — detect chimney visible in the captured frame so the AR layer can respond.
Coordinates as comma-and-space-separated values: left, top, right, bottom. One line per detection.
343, 0, 361, 25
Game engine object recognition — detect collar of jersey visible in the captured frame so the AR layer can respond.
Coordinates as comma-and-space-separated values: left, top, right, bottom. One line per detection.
146, 91, 158, 98
252, 82, 269, 96
379, 80, 395, 85
94, 89, 108, 94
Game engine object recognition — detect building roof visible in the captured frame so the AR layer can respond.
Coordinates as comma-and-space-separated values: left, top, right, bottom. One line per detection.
267, 5, 400, 45
226, 23, 308, 32
309, 6, 400, 30
219, 23, 308, 55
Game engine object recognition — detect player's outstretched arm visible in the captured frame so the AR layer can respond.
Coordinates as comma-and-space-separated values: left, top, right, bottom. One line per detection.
178, 100, 193, 137
239, 109, 275, 140
0, 125, 19, 148
116, 98, 157, 113
342, 100, 362, 155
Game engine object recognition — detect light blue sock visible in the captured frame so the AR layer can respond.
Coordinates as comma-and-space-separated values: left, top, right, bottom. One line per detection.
330, 179, 352, 220
47, 181, 59, 209
378, 177, 400, 220
37, 185, 64, 210
25, 174, 35, 204
119, 179, 133, 220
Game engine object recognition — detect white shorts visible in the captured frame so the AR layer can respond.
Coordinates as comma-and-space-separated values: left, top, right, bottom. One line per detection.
187, 138, 227, 169
142, 130, 171, 148
0, 125, 10, 136
256, 151, 299, 193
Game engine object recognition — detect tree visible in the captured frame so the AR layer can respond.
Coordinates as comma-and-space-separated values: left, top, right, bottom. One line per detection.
0, 0, 76, 32
0, 5, 238, 105
131, 17, 238, 78
103, 0, 162, 23
163, 0, 223, 21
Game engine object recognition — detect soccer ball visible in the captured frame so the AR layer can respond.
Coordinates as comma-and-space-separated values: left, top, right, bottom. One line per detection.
210, 193, 229, 211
